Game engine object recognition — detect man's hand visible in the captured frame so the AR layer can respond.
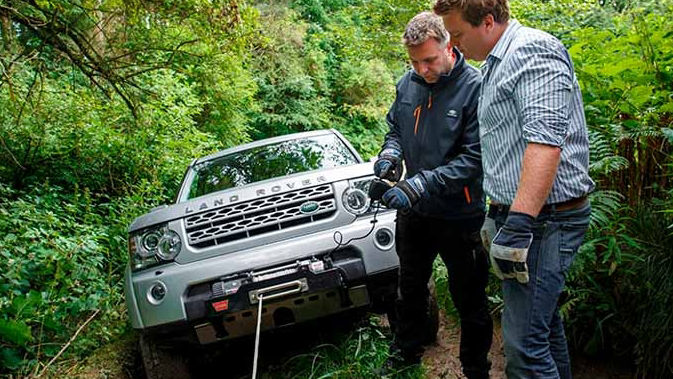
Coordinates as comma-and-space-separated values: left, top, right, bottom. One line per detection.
374, 148, 403, 182
382, 175, 426, 209
489, 211, 535, 284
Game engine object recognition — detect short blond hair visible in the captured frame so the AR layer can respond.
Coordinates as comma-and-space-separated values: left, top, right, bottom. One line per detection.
403, 11, 450, 47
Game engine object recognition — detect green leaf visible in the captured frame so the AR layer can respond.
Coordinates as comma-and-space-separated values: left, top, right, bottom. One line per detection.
602, 61, 630, 77
11, 290, 43, 317
0, 319, 33, 346
0, 348, 24, 370
629, 85, 653, 107
660, 102, 673, 113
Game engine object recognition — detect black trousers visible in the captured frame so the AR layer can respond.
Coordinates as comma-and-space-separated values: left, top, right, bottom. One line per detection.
394, 211, 493, 379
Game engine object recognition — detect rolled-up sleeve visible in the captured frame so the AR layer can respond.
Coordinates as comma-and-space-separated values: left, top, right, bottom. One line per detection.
509, 39, 573, 147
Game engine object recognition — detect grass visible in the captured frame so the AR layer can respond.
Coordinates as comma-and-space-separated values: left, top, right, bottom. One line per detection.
266, 315, 424, 379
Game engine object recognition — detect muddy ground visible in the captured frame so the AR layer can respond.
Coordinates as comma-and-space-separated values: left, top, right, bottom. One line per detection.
423, 311, 633, 379
57, 309, 634, 379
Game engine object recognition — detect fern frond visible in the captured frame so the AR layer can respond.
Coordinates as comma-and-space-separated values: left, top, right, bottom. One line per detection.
588, 190, 624, 230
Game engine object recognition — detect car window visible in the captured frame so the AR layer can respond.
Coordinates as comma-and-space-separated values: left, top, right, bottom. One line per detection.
185, 134, 358, 200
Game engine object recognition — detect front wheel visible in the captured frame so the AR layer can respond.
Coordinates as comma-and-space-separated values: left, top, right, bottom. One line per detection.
139, 334, 191, 379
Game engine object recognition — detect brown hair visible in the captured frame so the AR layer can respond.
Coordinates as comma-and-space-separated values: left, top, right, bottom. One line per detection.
433, 0, 510, 26
403, 11, 450, 47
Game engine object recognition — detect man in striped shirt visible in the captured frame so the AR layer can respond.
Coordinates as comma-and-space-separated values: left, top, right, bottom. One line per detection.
434, 1, 595, 378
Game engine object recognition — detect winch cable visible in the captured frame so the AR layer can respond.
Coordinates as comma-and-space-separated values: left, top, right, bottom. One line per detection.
250, 187, 387, 376
252, 293, 264, 379
330, 202, 381, 254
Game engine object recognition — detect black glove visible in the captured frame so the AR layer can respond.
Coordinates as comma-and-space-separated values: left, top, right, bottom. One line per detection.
368, 179, 392, 202
489, 211, 535, 284
381, 175, 426, 210
374, 148, 403, 182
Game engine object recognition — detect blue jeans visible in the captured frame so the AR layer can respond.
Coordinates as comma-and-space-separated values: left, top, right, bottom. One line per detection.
490, 202, 591, 379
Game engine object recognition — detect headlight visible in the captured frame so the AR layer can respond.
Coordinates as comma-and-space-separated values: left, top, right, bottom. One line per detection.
129, 224, 182, 271
140, 231, 162, 257
157, 231, 181, 260
342, 187, 370, 215
342, 177, 388, 216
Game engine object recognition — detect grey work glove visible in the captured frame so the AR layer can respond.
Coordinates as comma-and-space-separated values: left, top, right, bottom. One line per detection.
489, 211, 535, 284
480, 215, 497, 253
374, 148, 403, 182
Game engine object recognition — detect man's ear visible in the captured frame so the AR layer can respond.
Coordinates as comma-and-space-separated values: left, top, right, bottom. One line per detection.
483, 14, 495, 32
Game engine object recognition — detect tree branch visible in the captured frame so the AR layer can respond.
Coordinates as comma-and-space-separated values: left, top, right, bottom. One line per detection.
35, 309, 100, 378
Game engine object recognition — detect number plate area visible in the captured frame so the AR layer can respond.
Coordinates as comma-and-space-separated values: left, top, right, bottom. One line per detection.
185, 256, 369, 344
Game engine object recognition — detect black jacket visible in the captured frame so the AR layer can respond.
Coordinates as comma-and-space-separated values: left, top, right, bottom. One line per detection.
382, 48, 484, 220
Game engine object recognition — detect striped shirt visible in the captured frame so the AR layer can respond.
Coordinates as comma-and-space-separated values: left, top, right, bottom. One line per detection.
478, 20, 595, 205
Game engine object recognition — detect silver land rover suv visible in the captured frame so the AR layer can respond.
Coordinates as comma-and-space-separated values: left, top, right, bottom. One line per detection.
124, 129, 399, 376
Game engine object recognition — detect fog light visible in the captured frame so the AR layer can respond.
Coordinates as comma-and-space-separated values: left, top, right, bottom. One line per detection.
374, 228, 394, 250
148, 282, 167, 305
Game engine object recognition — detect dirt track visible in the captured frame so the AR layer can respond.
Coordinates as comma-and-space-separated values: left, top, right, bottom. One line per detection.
422, 310, 505, 379
61, 309, 633, 378
422, 310, 632, 379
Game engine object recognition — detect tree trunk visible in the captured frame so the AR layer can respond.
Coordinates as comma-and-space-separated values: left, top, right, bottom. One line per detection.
89, 0, 107, 57
1, 10, 12, 50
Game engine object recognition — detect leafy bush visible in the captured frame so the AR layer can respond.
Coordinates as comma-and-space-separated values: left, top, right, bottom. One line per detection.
0, 66, 218, 198
0, 186, 113, 374
0, 178, 172, 375
247, 6, 333, 140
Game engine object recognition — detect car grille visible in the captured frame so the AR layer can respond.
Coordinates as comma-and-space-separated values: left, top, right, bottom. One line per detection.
185, 184, 336, 248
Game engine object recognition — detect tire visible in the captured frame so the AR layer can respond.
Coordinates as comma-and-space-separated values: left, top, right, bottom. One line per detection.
139, 334, 192, 379
384, 282, 439, 344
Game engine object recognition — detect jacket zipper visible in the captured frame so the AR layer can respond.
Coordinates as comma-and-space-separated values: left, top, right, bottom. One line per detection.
463, 186, 472, 204
413, 105, 421, 135
414, 91, 433, 136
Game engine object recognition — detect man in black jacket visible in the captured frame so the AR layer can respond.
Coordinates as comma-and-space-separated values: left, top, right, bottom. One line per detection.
375, 11, 492, 378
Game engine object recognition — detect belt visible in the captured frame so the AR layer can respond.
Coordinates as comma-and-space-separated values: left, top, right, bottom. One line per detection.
490, 195, 588, 215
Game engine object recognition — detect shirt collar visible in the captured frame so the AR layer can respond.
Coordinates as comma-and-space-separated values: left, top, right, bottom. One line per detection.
488, 20, 522, 61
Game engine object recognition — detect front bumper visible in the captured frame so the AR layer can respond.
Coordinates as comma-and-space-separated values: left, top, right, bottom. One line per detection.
124, 211, 398, 336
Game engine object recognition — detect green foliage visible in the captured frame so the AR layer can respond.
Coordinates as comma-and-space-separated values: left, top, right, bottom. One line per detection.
277, 315, 423, 378
1, 0, 673, 375
570, 2, 673, 203
511, 0, 608, 43
0, 179, 170, 375
563, 204, 673, 377
432, 258, 457, 319
0, 65, 216, 197
626, 206, 673, 377
0, 185, 110, 374
283, 0, 427, 158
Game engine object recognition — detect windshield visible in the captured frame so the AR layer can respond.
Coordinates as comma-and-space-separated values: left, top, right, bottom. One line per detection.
185, 134, 358, 200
